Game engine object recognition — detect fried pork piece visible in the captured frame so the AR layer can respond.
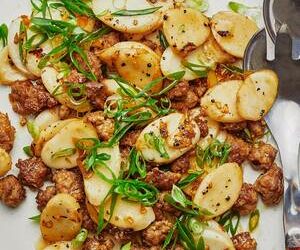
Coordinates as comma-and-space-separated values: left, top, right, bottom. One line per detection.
232, 183, 258, 216
58, 105, 77, 120
107, 226, 134, 244
65, 69, 87, 83
16, 157, 50, 188
181, 42, 198, 57
167, 80, 189, 100
145, 167, 181, 191
215, 64, 244, 82
248, 142, 277, 171
170, 149, 195, 174
190, 78, 208, 98
166, 80, 199, 111
86, 82, 110, 110
84, 111, 114, 141
80, 204, 97, 233
131, 245, 160, 250
153, 192, 181, 221
52, 169, 85, 203
0, 112, 15, 153
193, 115, 209, 138
247, 120, 266, 138
81, 235, 115, 250
222, 121, 247, 133
142, 39, 164, 55
226, 134, 251, 165
120, 129, 142, 148
142, 220, 173, 246
92, 31, 120, 50
9, 80, 58, 116
254, 164, 284, 206
36, 186, 56, 211
0, 175, 26, 208
232, 232, 257, 250
73, 51, 103, 80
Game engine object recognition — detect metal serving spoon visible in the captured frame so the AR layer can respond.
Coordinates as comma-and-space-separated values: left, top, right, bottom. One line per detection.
243, 10, 300, 250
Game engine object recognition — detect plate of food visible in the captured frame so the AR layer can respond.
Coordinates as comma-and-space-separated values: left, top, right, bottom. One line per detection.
0, 0, 285, 249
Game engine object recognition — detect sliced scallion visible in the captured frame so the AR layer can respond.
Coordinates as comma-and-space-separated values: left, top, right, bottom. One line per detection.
23, 146, 33, 157
0, 23, 8, 48
29, 214, 41, 223
144, 132, 169, 159
51, 148, 76, 159
111, 6, 162, 16
249, 209, 260, 232
71, 228, 88, 248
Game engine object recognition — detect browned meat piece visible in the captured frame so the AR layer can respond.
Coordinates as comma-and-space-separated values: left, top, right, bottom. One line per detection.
247, 120, 266, 138
232, 232, 257, 250
16, 157, 50, 188
143, 220, 173, 246
232, 183, 258, 216
170, 150, 195, 174
145, 168, 181, 190
147, 0, 159, 4
0, 113, 15, 153
80, 204, 97, 233
190, 78, 208, 98
65, 69, 87, 83
52, 169, 85, 203
142, 39, 163, 55
167, 81, 189, 100
166, 80, 199, 111
9, 80, 58, 116
108, 226, 134, 244
174, 245, 185, 250
193, 115, 209, 138
254, 164, 283, 206
171, 90, 199, 111
248, 142, 277, 171
181, 42, 197, 57
58, 105, 77, 120
58, 105, 71, 120
222, 122, 247, 132
74, 52, 102, 80
120, 129, 142, 148
36, 186, 56, 211
153, 192, 181, 220
85, 111, 115, 141
226, 134, 251, 165
142, 40, 157, 51
81, 235, 115, 250
0, 175, 26, 208
131, 244, 160, 250
86, 82, 109, 110
92, 31, 120, 50
215, 64, 244, 82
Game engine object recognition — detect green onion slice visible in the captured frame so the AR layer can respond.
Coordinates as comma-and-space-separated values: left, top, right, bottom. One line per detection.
111, 7, 162, 16
23, 146, 33, 157
51, 148, 76, 159
249, 209, 260, 232
0, 23, 8, 48
71, 228, 88, 248
29, 214, 41, 223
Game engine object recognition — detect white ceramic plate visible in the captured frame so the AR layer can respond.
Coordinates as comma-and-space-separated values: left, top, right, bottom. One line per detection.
0, 0, 284, 249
